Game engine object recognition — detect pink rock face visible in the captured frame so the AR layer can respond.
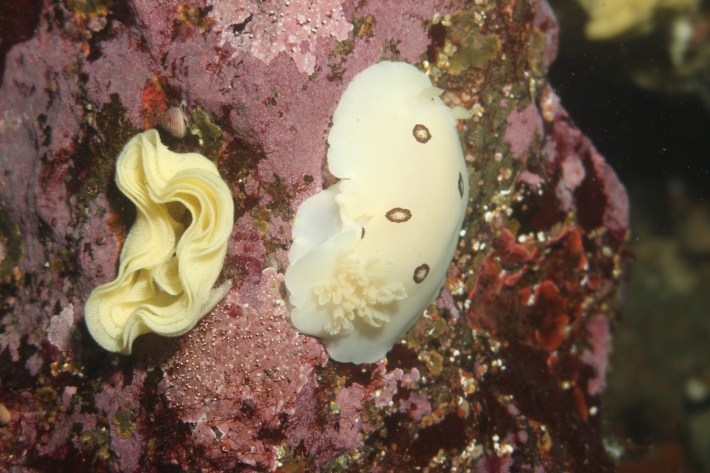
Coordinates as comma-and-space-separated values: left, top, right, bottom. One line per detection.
0, 1, 627, 472
161, 267, 327, 470
210, 0, 353, 75
504, 103, 544, 160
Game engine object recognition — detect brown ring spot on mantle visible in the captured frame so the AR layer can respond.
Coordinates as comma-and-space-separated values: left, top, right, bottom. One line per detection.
413, 264, 430, 283
412, 124, 431, 143
385, 208, 412, 223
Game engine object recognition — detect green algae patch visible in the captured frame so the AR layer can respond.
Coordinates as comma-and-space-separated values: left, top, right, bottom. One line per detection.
75, 94, 139, 229
176, 4, 214, 33
65, 0, 112, 16
190, 107, 224, 161
448, 12, 500, 75
78, 426, 111, 462
528, 27, 550, 77
111, 408, 137, 438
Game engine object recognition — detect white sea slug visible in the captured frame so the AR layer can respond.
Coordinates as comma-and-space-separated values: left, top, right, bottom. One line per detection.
285, 61, 470, 364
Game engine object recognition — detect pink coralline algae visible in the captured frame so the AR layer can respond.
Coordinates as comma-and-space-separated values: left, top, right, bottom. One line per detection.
504, 103, 544, 160
285, 380, 366, 467
161, 267, 327, 470
47, 305, 76, 353
210, 0, 353, 74
580, 315, 613, 396
0, 0, 628, 472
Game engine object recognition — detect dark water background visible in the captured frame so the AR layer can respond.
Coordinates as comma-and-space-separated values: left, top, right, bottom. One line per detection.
551, 1, 710, 472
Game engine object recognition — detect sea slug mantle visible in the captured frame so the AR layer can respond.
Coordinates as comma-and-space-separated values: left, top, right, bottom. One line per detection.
285, 61, 470, 364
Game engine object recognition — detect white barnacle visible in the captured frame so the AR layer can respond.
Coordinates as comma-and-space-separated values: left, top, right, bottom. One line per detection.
285, 61, 470, 363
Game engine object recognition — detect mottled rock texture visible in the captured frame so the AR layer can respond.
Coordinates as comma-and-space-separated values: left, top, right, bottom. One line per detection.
0, 0, 627, 471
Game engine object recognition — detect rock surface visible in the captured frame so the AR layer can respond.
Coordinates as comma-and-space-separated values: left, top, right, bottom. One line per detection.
0, 0, 628, 471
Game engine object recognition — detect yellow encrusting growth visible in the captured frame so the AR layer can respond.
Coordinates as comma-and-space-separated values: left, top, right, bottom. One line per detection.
312, 255, 407, 335
577, 0, 699, 39
85, 129, 234, 354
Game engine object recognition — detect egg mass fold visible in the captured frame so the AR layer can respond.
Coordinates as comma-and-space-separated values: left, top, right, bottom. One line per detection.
84, 129, 234, 354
